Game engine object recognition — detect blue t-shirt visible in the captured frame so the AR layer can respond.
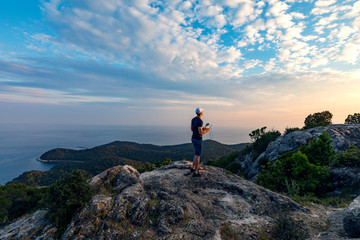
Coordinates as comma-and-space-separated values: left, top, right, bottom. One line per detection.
191, 116, 203, 140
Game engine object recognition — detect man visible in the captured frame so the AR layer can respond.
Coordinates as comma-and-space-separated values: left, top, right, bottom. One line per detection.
191, 107, 210, 177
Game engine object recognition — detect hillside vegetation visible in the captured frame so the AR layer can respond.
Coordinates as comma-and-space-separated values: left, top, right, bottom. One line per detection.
40, 140, 248, 164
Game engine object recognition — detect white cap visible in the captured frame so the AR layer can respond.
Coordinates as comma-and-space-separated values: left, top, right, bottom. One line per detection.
195, 107, 203, 115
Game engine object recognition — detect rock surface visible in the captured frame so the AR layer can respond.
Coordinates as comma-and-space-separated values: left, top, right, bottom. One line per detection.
311, 195, 360, 240
1, 162, 327, 240
343, 196, 360, 238
0, 210, 56, 240
63, 162, 313, 239
241, 124, 360, 179
330, 167, 360, 191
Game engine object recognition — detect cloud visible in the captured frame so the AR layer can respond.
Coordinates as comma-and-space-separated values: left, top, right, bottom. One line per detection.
1, 0, 360, 129
244, 59, 262, 69
345, 0, 360, 18
338, 34, 360, 64
35, 0, 360, 78
264, 58, 276, 71
314, 0, 336, 8
231, 1, 260, 27
0, 86, 128, 104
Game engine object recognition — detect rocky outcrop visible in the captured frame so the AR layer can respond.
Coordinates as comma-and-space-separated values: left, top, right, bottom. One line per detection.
63, 162, 313, 239
0, 210, 56, 240
241, 124, 360, 179
1, 162, 327, 240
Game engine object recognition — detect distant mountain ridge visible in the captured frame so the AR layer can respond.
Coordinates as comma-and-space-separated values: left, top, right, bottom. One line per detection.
39, 140, 249, 164
12, 140, 249, 186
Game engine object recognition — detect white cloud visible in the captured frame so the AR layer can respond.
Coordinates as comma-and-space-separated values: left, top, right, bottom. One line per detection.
222, 0, 252, 8
244, 59, 262, 69
353, 17, 360, 30
329, 24, 356, 42
290, 12, 306, 19
314, 0, 336, 7
337, 25, 356, 40
179, 1, 192, 11
243, 18, 266, 45
219, 46, 242, 63
264, 58, 276, 71
315, 13, 338, 26
311, 57, 329, 68
267, 0, 289, 16
345, 0, 360, 18
338, 34, 360, 64
208, 14, 227, 28
231, 1, 259, 27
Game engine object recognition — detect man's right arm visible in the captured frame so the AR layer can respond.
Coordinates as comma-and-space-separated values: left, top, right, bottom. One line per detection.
198, 126, 210, 135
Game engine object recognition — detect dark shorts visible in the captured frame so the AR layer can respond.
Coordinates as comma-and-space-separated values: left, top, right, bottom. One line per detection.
192, 138, 203, 156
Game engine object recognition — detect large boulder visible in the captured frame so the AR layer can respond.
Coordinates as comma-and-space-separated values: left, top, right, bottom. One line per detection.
343, 196, 360, 238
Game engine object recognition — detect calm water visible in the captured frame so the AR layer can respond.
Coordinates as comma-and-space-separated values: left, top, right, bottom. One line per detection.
0, 124, 250, 184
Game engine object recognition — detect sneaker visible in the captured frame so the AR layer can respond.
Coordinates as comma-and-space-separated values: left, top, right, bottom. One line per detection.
193, 173, 201, 177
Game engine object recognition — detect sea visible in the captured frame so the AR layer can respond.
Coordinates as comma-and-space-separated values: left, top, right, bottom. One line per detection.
0, 124, 251, 185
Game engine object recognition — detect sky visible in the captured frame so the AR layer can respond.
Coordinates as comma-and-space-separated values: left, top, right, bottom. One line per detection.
0, 0, 360, 133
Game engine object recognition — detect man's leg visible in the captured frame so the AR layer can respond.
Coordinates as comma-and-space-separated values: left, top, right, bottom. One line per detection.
191, 155, 197, 172
194, 155, 200, 174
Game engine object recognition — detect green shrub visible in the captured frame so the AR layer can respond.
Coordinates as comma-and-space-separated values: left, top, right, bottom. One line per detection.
257, 159, 286, 192
303, 110, 332, 129
251, 127, 281, 156
256, 132, 334, 196
0, 190, 11, 223
291, 194, 352, 208
246, 127, 281, 161
157, 158, 172, 167
332, 145, 360, 167
256, 151, 330, 196
249, 127, 267, 142
284, 127, 300, 135
138, 158, 173, 173
225, 162, 242, 174
241, 145, 253, 155
46, 170, 93, 236
206, 159, 216, 166
300, 131, 335, 166
345, 113, 360, 124
212, 152, 239, 167
258, 157, 269, 167
270, 214, 309, 240
285, 179, 300, 197
205, 151, 242, 174
0, 183, 48, 224
138, 162, 157, 173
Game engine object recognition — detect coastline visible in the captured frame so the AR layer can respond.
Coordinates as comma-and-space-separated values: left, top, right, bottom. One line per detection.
36, 157, 87, 163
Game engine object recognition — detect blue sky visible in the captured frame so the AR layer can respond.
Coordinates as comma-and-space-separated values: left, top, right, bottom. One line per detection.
1, 0, 360, 131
